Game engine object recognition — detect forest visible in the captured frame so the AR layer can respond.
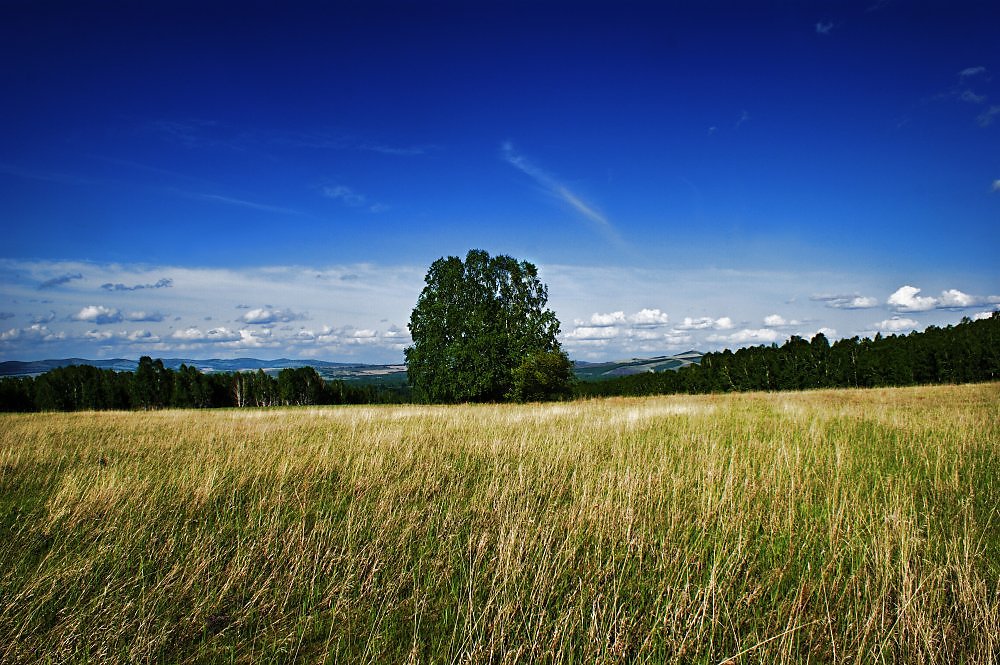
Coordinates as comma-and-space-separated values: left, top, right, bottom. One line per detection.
0, 359, 408, 412
0, 313, 997, 412
577, 313, 999, 398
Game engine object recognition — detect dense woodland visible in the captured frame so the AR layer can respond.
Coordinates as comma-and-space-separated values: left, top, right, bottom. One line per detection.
0, 358, 409, 412
577, 313, 999, 398
0, 313, 997, 412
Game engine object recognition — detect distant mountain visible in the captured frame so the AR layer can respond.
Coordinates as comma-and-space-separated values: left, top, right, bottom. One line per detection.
0, 357, 407, 382
572, 351, 703, 380
0, 351, 702, 383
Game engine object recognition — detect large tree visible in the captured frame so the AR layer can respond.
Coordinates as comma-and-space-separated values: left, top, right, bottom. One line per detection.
405, 249, 567, 403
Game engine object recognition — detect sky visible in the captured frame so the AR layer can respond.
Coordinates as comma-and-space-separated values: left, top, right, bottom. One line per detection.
1, 0, 998, 364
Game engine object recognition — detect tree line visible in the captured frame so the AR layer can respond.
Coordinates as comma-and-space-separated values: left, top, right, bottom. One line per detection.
576, 313, 1000, 398
0, 357, 409, 412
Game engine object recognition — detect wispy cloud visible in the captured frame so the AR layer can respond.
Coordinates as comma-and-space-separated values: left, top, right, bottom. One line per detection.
39, 273, 83, 290
815, 21, 834, 35
101, 278, 173, 292
735, 110, 750, 129
322, 185, 387, 213
359, 143, 436, 156
992, 179, 1000, 192
810, 293, 879, 309
189, 192, 303, 215
959, 66, 987, 79
977, 105, 1000, 127
501, 142, 622, 245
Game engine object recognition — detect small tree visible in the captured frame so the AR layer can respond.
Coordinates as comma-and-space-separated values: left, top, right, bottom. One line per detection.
508, 350, 575, 402
405, 249, 567, 403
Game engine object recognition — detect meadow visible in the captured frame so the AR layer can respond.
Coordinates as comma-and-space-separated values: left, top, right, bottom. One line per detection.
1, 384, 997, 664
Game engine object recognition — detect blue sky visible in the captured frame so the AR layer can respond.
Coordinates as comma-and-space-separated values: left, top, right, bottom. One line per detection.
1, 1, 998, 363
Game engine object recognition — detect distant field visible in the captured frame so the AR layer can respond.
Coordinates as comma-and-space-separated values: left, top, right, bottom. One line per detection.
1, 384, 997, 663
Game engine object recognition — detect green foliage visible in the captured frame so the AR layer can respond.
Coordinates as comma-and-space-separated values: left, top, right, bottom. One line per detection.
576, 312, 1000, 398
508, 350, 575, 402
405, 249, 563, 403
0, 363, 408, 412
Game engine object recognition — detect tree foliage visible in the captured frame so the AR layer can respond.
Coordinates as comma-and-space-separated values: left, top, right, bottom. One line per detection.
508, 350, 575, 402
0, 358, 409, 412
405, 249, 565, 403
576, 312, 1000, 398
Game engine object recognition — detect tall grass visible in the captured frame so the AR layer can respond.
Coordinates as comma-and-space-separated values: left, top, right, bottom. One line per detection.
1, 383, 997, 663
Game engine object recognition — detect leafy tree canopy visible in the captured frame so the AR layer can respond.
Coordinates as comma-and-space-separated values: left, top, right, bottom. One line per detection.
405, 249, 566, 403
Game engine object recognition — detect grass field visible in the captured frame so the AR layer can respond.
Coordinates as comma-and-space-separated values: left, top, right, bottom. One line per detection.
1, 384, 998, 663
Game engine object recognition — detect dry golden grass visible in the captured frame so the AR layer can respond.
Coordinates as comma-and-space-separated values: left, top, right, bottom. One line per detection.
1, 383, 997, 663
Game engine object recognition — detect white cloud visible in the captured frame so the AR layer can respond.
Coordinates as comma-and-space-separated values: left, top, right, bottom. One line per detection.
0, 324, 65, 343
815, 21, 834, 35
84, 329, 114, 341
501, 142, 622, 245
564, 325, 620, 341
876, 316, 919, 333
676, 316, 733, 330
762, 314, 803, 328
126, 329, 160, 343
888, 285, 997, 312
241, 307, 306, 325
73, 305, 123, 325
938, 289, 978, 308
973, 310, 998, 321
170, 327, 242, 343
125, 311, 166, 323
323, 185, 386, 213
992, 179, 1000, 192
586, 311, 626, 327
629, 308, 670, 326
707, 328, 782, 345
978, 105, 1000, 127
888, 285, 939, 312
811, 293, 879, 309
959, 66, 987, 79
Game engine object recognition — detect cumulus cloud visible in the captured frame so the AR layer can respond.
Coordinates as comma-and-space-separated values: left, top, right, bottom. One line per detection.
0, 324, 65, 343
811, 293, 879, 309
170, 327, 242, 343
72, 305, 123, 325
888, 286, 940, 312
876, 316, 919, 333
126, 329, 160, 343
39, 273, 83, 289
125, 311, 166, 323
241, 307, 306, 325
100, 278, 173, 291
888, 285, 997, 312
708, 328, 782, 345
564, 326, 620, 341
761, 314, 802, 328
676, 316, 733, 330
629, 308, 670, 326
584, 311, 626, 327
